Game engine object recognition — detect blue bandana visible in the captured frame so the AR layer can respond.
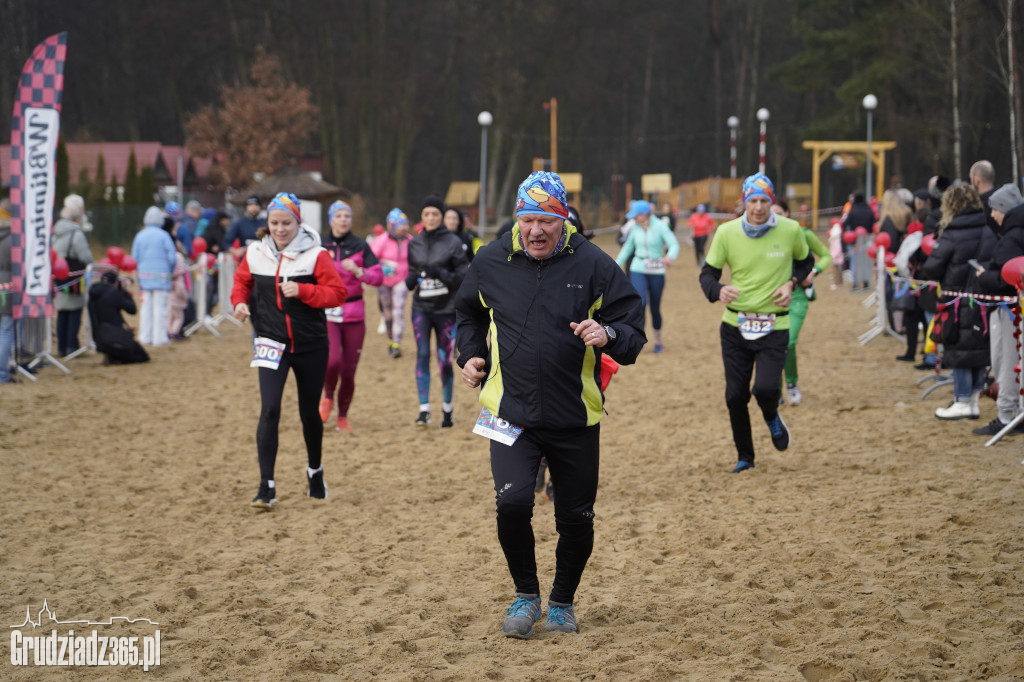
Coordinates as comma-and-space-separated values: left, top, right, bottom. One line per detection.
328, 200, 352, 221
515, 172, 569, 219
386, 208, 408, 232
267, 192, 301, 223
740, 209, 778, 238
742, 173, 775, 205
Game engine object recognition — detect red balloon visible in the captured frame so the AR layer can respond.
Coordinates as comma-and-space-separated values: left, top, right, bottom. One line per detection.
855, 226, 868, 238
842, 230, 857, 245
192, 236, 208, 256
867, 244, 878, 259
50, 247, 58, 264
874, 232, 891, 250
52, 257, 70, 280
106, 246, 125, 267
120, 255, 138, 273
205, 252, 216, 269
1001, 255, 1024, 290
907, 221, 923, 234
872, 221, 880, 233
921, 233, 936, 256
884, 251, 896, 267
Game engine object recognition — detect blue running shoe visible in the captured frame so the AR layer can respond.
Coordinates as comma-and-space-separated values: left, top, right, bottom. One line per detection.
765, 413, 790, 451
502, 594, 541, 638
545, 601, 578, 634
732, 460, 755, 474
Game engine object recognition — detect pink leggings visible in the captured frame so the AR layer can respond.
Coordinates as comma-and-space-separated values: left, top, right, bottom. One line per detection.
378, 282, 408, 344
323, 320, 366, 417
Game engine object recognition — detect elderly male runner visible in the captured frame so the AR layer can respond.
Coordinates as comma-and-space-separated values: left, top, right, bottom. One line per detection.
699, 173, 813, 473
455, 171, 646, 637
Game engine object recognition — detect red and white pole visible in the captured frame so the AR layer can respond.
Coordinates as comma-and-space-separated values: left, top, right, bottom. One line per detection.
756, 108, 770, 175
727, 116, 739, 179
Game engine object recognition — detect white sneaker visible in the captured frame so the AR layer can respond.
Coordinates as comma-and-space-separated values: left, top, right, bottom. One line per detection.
377, 319, 387, 335
786, 383, 802, 406
935, 401, 978, 420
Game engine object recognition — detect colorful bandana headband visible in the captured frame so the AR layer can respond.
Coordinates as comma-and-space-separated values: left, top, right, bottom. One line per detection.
742, 173, 775, 205
329, 200, 353, 221
386, 208, 409, 231
267, 192, 301, 223
164, 201, 181, 218
515, 171, 569, 219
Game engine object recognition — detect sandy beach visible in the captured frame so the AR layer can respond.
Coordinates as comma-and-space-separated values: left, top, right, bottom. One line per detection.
3, 232, 1023, 680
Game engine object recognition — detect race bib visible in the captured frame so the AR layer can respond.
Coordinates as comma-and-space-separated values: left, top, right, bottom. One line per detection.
325, 306, 344, 323
643, 258, 666, 274
737, 313, 775, 341
251, 336, 286, 370
473, 407, 524, 446
380, 259, 397, 277
418, 277, 449, 298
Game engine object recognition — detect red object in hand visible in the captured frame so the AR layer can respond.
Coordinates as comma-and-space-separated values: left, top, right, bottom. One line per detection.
874, 232, 891, 250
106, 246, 125, 267
1001, 255, 1024, 290
52, 257, 69, 280
120, 255, 138, 273
600, 354, 619, 392
907, 221, 923, 234
842, 230, 857, 245
192, 236, 207, 256
921, 233, 936, 255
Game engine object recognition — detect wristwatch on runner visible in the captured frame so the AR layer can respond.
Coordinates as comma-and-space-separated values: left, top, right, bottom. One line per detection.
602, 325, 617, 343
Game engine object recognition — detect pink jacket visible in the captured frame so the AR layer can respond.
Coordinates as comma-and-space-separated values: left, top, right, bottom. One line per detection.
323, 233, 383, 324
370, 233, 411, 288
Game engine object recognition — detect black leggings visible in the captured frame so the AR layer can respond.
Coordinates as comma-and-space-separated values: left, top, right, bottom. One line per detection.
720, 323, 788, 463
257, 346, 329, 481
490, 424, 599, 604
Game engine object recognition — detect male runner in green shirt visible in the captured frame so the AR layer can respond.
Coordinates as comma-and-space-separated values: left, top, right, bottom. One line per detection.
699, 173, 813, 473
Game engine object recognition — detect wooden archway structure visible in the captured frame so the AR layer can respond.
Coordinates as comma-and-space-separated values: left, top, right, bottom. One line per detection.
802, 140, 896, 228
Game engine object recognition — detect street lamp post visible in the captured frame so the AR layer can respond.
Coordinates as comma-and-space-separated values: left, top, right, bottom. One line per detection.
727, 116, 739, 179
477, 111, 493, 237
862, 94, 878, 200
756, 108, 770, 175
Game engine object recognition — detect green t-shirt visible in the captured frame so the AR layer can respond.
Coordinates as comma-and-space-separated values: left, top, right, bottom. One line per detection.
705, 216, 809, 330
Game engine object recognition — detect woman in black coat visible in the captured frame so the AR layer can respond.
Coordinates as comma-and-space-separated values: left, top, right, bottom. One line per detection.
919, 184, 996, 421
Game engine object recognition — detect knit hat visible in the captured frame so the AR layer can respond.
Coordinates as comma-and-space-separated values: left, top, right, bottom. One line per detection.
143, 206, 166, 227
165, 201, 181, 218
421, 195, 445, 213
625, 200, 652, 219
245, 195, 261, 206
989, 183, 1023, 214
328, 200, 353, 221
267, 192, 301, 223
386, 208, 409, 232
742, 173, 775, 205
186, 200, 202, 212
61, 194, 85, 220
515, 171, 569, 219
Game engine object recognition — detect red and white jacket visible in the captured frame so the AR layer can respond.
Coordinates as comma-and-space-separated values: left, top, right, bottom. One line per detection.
231, 225, 347, 353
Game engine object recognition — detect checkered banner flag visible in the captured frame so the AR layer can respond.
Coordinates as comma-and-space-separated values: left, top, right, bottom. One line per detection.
9, 32, 67, 320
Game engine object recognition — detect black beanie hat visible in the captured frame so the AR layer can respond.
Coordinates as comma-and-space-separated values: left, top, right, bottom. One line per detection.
421, 194, 445, 213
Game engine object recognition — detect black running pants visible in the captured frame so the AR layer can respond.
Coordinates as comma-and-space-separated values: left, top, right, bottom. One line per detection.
256, 346, 329, 480
490, 424, 599, 604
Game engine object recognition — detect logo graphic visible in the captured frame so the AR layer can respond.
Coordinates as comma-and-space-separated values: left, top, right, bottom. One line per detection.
9, 600, 161, 671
